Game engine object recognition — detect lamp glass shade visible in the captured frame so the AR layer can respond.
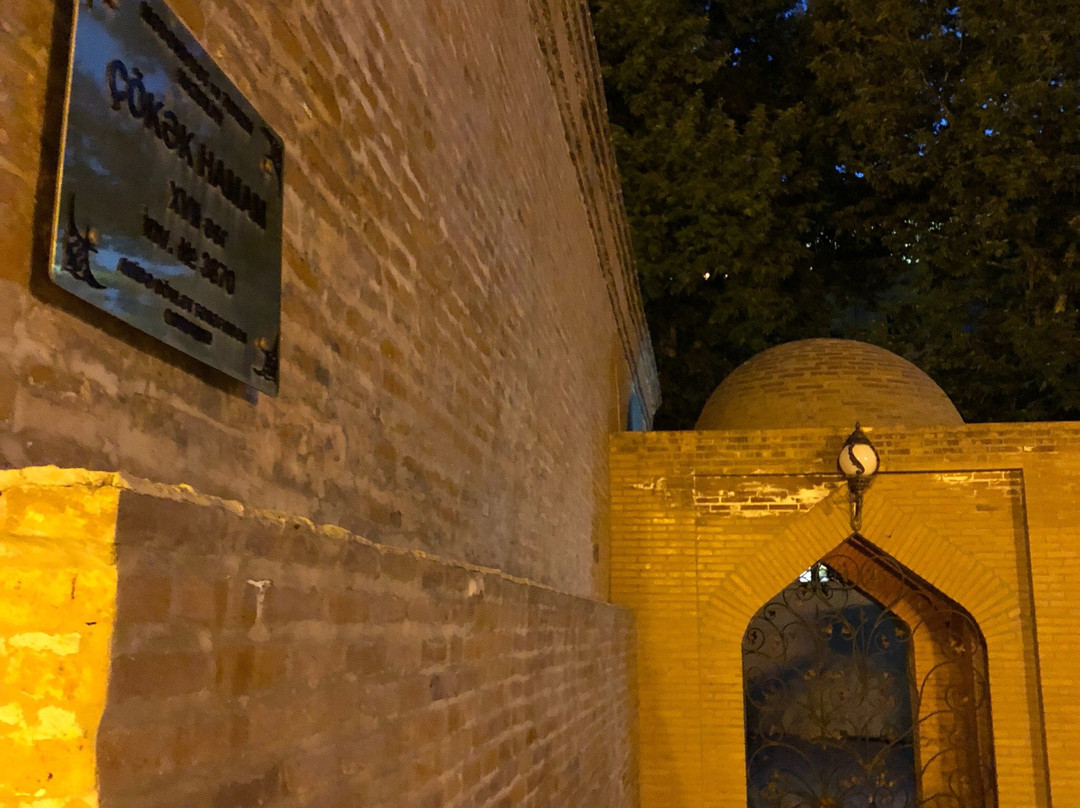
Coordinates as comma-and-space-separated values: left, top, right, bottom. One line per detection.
838, 442, 879, 478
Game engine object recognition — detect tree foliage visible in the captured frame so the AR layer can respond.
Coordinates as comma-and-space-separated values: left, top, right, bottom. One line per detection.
591, 0, 1080, 427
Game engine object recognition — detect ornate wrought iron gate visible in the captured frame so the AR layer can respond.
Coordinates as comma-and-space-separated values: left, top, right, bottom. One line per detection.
742, 537, 996, 808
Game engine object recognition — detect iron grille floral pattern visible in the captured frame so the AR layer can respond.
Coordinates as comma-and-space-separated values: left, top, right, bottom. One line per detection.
742, 537, 996, 808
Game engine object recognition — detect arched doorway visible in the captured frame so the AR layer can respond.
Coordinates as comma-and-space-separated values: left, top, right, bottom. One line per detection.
742, 535, 996, 808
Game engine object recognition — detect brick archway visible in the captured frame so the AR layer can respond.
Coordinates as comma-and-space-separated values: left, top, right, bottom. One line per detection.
695, 482, 1046, 808
700, 489, 1015, 645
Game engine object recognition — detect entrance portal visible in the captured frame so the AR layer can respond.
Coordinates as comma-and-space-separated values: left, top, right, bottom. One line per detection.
742, 536, 996, 808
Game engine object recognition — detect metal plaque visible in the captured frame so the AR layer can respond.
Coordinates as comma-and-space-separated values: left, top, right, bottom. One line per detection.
51, 0, 284, 394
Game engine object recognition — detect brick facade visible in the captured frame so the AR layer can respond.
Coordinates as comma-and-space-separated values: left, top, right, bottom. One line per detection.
1, 0, 655, 805
0, 0, 656, 597
2, 468, 637, 808
611, 423, 1080, 808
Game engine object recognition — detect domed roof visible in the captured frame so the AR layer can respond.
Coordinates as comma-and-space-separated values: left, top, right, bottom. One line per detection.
696, 339, 963, 430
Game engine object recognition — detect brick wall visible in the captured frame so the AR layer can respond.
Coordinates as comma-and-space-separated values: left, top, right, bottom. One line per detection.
611, 424, 1080, 808
0, 0, 656, 597
1, 469, 637, 808
0, 470, 119, 808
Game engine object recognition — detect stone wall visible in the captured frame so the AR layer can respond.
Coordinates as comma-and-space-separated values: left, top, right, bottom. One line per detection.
611, 423, 1080, 808
0, 0, 656, 597
0, 469, 637, 808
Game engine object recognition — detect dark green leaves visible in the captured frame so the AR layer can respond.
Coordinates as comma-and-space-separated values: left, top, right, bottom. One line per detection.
592, 0, 1080, 426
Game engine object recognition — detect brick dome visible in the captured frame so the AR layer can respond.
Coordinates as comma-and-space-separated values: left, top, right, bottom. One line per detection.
696, 339, 963, 430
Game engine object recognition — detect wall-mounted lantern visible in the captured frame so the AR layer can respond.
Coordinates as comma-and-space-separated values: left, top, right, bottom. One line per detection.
837, 422, 879, 532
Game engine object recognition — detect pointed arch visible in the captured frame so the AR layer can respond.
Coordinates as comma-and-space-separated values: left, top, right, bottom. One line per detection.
739, 537, 996, 807
699, 489, 1014, 649
695, 480, 1045, 808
